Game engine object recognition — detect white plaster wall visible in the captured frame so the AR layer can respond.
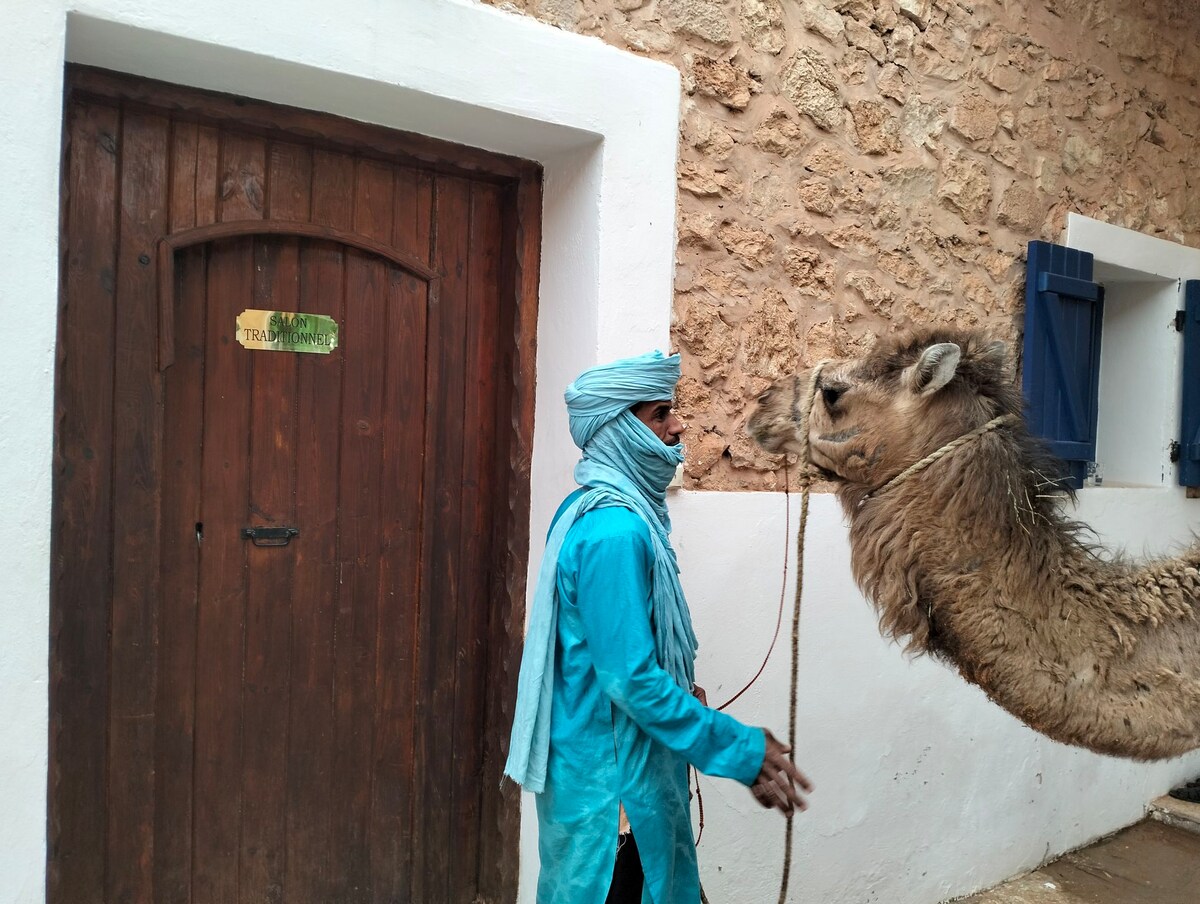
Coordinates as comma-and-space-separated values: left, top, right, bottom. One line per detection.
1, 3, 69, 902
672, 488, 1200, 903
3, 2, 1200, 903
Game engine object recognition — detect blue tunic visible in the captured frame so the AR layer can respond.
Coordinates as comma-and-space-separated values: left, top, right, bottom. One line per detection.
535, 490, 766, 904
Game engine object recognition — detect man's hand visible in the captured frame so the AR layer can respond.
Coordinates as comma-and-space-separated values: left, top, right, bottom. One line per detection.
692, 684, 708, 707
750, 729, 812, 816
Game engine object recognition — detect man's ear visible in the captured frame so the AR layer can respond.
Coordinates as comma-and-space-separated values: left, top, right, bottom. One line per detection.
903, 343, 961, 395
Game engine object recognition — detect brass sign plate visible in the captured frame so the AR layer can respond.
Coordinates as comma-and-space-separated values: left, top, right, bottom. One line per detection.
236, 310, 339, 355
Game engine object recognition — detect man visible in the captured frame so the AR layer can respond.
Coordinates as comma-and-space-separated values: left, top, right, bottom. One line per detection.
506, 350, 812, 904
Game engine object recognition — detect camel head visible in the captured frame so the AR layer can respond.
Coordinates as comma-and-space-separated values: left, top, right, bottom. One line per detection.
750, 328, 1200, 763
748, 329, 1019, 491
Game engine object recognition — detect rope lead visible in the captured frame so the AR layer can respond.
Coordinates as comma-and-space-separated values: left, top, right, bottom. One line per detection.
775, 362, 824, 904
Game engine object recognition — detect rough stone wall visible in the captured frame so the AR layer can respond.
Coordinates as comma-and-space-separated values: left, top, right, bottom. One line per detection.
484, 0, 1200, 490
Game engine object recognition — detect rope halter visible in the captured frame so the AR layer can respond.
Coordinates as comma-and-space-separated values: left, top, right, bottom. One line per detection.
792, 360, 1018, 501
863, 413, 1018, 500
790, 361, 828, 486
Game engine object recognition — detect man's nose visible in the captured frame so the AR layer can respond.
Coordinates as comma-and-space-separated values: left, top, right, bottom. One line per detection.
670, 414, 686, 435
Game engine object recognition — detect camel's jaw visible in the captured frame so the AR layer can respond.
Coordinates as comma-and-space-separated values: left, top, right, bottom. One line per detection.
808, 434, 855, 483
807, 449, 843, 481
745, 417, 792, 454
746, 412, 854, 483
746, 383, 804, 455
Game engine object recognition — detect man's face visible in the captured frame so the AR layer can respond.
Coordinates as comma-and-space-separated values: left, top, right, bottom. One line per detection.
633, 399, 686, 446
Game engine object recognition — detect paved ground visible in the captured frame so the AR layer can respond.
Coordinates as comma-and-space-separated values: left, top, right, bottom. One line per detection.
955, 797, 1200, 904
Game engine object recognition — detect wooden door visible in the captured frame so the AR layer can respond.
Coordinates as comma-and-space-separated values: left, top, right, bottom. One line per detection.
50, 66, 539, 904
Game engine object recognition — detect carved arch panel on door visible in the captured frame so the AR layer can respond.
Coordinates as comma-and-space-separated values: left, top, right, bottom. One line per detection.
157, 219, 439, 369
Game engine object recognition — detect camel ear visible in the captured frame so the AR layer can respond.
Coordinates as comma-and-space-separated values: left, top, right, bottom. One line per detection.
905, 342, 961, 395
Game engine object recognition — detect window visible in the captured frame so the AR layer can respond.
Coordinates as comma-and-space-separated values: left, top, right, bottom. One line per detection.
1021, 215, 1200, 491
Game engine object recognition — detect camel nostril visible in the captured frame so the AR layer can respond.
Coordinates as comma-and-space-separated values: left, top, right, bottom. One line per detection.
821, 386, 843, 408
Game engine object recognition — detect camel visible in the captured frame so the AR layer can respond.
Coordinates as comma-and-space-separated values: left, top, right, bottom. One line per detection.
747, 328, 1200, 761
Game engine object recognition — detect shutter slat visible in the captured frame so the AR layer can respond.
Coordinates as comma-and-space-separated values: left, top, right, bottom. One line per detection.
1046, 441, 1094, 459
1021, 240, 1104, 490
1038, 292, 1087, 438
1038, 271, 1102, 302
1179, 280, 1200, 487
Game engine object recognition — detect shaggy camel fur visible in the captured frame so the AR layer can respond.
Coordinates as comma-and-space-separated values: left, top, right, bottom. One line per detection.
747, 328, 1200, 761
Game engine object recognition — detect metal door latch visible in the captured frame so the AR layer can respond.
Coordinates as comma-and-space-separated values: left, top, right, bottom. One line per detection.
241, 526, 300, 547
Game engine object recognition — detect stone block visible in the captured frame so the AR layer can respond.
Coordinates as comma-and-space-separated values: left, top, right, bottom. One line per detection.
803, 142, 849, 176
900, 96, 946, 149
678, 211, 720, 249
801, 2, 845, 43
1061, 134, 1101, 175
780, 48, 844, 130
950, 91, 1001, 142
783, 246, 836, 296
678, 161, 740, 197
846, 19, 887, 63
938, 152, 992, 224
752, 107, 807, 156
878, 63, 913, 104
691, 56, 756, 110
718, 221, 777, 269
897, 0, 931, 30
799, 178, 835, 215
888, 21, 917, 67
983, 63, 1025, 94
684, 429, 729, 480
846, 271, 894, 314
741, 0, 787, 54
660, 0, 737, 45
850, 99, 901, 154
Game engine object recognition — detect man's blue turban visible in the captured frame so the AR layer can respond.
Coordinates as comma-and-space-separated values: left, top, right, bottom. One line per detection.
564, 350, 681, 449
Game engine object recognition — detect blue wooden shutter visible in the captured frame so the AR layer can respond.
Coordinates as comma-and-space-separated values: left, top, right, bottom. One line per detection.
1179, 280, 1200, 488
1021, 240, 1104, 489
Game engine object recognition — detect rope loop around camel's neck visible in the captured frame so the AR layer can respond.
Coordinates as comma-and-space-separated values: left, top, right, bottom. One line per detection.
862, 413, 1018, 502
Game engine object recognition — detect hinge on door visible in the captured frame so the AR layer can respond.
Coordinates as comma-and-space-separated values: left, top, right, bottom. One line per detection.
1176, 310, 1187, 332
1170, 441, 1182, 463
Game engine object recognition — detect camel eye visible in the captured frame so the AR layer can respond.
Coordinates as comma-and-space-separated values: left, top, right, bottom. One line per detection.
821, 385, 844, 409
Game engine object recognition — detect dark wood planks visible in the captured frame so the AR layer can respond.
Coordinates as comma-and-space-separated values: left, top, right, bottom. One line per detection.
238, 235, 299, 904
191, 130, 265, 904
282, 147, 352, 902
50, 97, 121, 904
55, 68, 541, 904
152, 117, 204, 904
412, 174, 472, 903
195, 126, 219, 227
68, 65, 539, 184
106, 107, 170, 904
479, 174, 543, 902
369, 166, 432, 903
449, 181, 505, 901
235, 139, 311, 904
327, 156, 392, 901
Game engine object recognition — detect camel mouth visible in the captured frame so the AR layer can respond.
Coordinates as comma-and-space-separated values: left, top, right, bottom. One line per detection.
808, 434, 853, 482
816, 428, 861, 444
813, 463, 841, 481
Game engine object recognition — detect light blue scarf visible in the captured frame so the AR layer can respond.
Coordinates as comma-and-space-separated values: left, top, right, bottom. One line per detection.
505, 359, 699, 793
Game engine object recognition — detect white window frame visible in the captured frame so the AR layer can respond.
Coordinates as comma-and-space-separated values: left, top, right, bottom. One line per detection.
1064, 214, 1200, 489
